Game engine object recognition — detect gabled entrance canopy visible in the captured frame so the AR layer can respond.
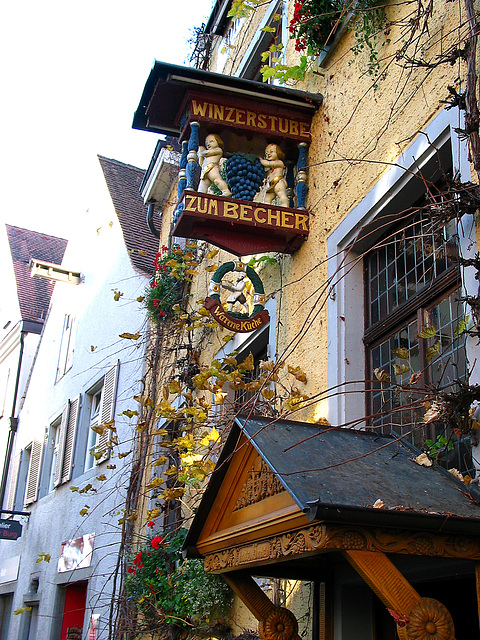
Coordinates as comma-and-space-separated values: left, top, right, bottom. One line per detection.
185, 416, 480, 639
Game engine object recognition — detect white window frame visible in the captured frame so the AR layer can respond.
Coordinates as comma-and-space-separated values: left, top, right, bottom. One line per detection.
56, 314, 77, 382
326, 109, 477, 430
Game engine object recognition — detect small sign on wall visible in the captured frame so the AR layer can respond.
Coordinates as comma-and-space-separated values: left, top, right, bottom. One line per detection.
0, 519, 22, 540
58, 533, 95, 573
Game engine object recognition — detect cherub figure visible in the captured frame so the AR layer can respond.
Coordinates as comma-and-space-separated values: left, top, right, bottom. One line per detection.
260, 143, 289, 207
198, 134, 232, 196
221, 277, 249, 314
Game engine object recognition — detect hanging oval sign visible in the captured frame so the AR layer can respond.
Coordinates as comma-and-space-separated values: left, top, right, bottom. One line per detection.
204, 261, 270, 333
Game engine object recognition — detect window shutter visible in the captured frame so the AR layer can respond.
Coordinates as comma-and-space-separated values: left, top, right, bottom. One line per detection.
97, 361, 119, 464
24, 440, 43, 506
61, 395, 81, 484
53, 402, 70, 488
6, 451, 22, 511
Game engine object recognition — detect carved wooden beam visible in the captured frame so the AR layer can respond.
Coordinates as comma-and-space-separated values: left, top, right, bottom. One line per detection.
344, 550, 455, 640
224, 573, 301, 640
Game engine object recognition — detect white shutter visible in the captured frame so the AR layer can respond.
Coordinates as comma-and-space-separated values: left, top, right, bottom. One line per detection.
96, 362, 119, 464
61, 395, 81, 484
6, 451, 22, 511
53, 402, 70, 488
24, 440, 43, 506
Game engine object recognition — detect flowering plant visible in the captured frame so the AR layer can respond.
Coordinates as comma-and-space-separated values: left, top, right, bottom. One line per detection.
144, 244, 198, 323
125, 529, 232, 634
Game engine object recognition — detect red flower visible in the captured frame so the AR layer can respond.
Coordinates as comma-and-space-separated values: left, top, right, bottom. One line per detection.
149, 583, 155, 593
150, 280, 156, 289
151, 536, 164, 549
134, 552, 143, 568
147, 520, 155, 528
127, 566, 136, 574
153, 299, 160, 307
159, 310, 166, 317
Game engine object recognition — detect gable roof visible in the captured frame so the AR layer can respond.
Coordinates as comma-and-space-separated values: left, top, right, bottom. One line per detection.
6, 225, 68, 332
98, 155, 159, 276
185, 415, 480, 557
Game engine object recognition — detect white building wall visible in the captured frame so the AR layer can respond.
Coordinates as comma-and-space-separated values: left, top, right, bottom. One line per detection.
0, 191, 153, 639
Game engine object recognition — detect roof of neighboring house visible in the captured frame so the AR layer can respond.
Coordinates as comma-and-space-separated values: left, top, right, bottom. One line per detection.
98, 155, 159, 276
6, 225, 68, 332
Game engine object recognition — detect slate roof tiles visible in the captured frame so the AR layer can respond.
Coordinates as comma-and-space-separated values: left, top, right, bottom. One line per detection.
6, 225, 68, 328
98, 155, 159, 276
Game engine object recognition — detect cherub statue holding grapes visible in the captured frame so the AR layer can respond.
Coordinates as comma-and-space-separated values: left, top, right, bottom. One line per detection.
260, 143, 290, 207
198, 134, 231, 196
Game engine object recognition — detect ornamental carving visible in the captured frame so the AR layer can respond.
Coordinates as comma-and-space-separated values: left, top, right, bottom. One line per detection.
234, 458, 285, 510
203, 523, 480, 572
259, 607, 300, 640
397, 598, 455, 640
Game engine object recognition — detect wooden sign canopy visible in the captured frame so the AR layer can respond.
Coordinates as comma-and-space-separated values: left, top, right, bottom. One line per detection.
133, 62, 322, 256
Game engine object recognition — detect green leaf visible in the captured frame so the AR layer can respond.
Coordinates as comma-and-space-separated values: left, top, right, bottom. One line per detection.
261, 25, 276, 33
417, 326, 437, 339
426, 341, 441, 363
454, 316, 469, 336
392, 347, 409, 360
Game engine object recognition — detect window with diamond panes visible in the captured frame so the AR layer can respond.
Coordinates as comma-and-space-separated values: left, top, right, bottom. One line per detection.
365, 212, 467, 449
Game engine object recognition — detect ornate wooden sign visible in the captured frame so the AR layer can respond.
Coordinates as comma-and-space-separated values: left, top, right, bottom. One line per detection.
0, 519, 22, 540
173, 191, 309, 256
204, 261, 270, 333
188, 97, 311, 141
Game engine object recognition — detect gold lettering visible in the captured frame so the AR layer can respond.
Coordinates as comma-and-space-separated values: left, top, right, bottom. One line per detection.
197, 197, 208, 214
246, 111, 256, 127
208, 199, 218, 216
282, 211, 294, 229
267, 208, 281, 226
208, 102, 213, 118
257, 114, 267, 129
240, 204, 253, 221
192, 100, 208, 117
269, 115, 278, 131
225, 107, 235, 123
300, 123, 310, 138
223, 201, 239, 219
184, 195, 197, 212
236, 109, 246, 125
278, 118, 289, 134
254, 207, 267, 224
290, 120, 299, 136
295, 214, 309, 231
214, 105, 224, 120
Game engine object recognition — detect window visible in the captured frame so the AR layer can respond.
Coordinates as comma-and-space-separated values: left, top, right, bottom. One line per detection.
233, 1, 285, 82
326, 111, 475, 455
56, 314, 77, 381
7, 440, 43, 510
365, 210, 466, 447
83, 362, 119, 471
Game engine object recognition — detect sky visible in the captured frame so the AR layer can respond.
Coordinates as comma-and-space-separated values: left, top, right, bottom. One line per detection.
0, 0, 215, 240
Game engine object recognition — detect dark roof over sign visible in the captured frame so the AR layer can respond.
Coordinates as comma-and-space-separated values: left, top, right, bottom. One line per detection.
98, 156, 159, 276
185, 416, 480, 551
6, 225, 68, 332
132, 61, 322, 137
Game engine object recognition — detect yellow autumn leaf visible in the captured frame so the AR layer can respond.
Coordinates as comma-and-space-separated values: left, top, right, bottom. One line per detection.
138, 249, 147, 256
152, 456, 168, 467
90, 345, 96, 352
147, 508, 161, 519
147, 477, 164, 489
214, 391, 227, 405
222, 335, 233, 343
14, 607, 32, 615
107, 464, 116, 470
239, 353, 255, 371
261, 388, 275, 400
121, 409, 138, 418
169, 380, 181, 394
118, 450, 132, 459
164, 466, 178, 476
206, 249, 219, 259
205, 265, 217, 272
113, 290, 123, 301
288, 365, 307, 383
119, 332, 140, 340
136, 296, 145, 303
79, 508, 89, 517
172, 304, 181, 314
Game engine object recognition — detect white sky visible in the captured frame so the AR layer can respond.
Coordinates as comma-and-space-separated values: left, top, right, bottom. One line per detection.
0, 0, 215, 239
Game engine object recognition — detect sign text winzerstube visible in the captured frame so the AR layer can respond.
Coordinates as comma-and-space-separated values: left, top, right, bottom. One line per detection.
190, 100, 311, 141
183, 193, 309, 233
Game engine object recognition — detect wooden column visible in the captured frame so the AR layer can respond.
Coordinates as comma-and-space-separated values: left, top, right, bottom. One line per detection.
344, 550, 455, 639
224, 573, 301, 640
